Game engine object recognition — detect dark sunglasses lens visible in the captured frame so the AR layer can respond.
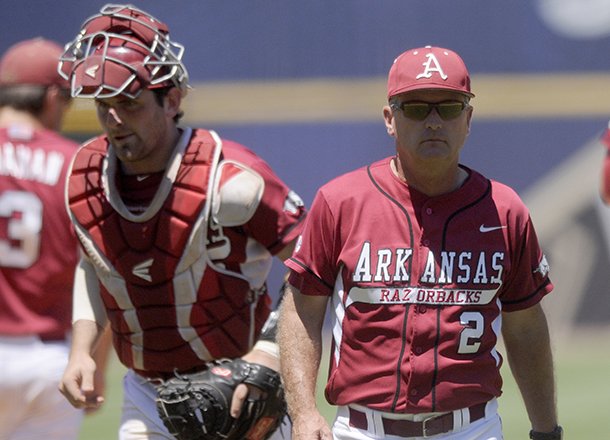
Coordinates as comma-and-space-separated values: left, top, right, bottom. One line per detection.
401, 103, 431, 121
436, 102, 464, 120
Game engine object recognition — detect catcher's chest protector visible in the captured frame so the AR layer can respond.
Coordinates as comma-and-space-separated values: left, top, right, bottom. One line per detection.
67, 129, 250, 374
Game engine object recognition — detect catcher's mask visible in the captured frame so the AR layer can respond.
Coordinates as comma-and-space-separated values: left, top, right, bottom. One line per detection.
58, 3, 189, 99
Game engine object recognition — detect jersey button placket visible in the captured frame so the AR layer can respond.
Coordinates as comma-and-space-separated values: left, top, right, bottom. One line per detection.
421, 206, 433, 247
407, 203, 438, 408
406, 306, 426, 406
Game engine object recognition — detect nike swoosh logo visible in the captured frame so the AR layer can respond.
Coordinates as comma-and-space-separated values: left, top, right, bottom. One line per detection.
479, 224, 507, 233
136, 175, 149, 182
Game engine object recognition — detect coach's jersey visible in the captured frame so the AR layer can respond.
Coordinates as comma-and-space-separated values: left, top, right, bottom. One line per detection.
0, 125, 79, 339
600, 125, 610, 203
286, 157, 553, 414
67, 128, 305, 376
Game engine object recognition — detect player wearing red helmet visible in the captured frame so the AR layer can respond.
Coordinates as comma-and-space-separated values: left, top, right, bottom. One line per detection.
58, 4, 188, 99
278, 46, 562, 440
57, 4, 305, 439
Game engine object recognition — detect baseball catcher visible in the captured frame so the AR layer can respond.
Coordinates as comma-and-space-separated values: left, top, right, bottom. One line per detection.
56, 5, 304, 437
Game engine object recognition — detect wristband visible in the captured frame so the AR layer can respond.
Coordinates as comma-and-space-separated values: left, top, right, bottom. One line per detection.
253, 340, 280, 358
529, 425, 563, 440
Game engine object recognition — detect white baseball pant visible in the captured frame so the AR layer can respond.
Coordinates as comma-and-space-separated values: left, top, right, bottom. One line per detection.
0, 335, 83, 440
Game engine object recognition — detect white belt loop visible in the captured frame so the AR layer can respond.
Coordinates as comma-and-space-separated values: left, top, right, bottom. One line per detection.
371, 409, 384, 437
485, 397, 497, 419
462, 406, 471, 426
452, 407, 465, 431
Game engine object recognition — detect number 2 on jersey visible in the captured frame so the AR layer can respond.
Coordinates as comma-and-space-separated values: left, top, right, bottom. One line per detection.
458, 311, 484, 354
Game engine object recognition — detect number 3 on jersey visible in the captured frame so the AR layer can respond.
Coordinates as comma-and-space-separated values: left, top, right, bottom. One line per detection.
0, 190, 43, 268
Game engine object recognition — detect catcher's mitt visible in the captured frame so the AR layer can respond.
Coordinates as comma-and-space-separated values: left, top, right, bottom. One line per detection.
155, 358, 286, 440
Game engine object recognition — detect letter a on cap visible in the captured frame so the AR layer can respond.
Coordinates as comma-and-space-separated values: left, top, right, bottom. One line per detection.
416, 53, 448, 80
386, 46, 474, 98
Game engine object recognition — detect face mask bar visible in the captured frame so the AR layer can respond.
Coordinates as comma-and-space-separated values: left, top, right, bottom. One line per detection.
58, 3, 189, 99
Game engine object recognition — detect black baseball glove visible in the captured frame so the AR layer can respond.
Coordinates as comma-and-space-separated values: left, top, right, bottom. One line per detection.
155, 358, 286, 440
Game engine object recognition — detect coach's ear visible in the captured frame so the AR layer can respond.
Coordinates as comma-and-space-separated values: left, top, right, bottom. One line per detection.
383, 105, 396, 137
465, 104, 473, 135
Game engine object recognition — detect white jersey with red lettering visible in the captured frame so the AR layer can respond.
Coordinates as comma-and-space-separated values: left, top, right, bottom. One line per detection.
286, 157, 553, 414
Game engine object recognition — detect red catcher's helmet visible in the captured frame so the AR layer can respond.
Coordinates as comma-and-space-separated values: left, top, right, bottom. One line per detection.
58, 3, 189, 99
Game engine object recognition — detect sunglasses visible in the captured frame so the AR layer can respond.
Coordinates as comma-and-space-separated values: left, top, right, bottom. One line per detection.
391, 100, 468, 121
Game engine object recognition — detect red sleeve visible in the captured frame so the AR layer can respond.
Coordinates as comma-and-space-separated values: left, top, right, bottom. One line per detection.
246, 158, 306, 254
601, 128, 610, 203
286, 188, 337, 296
220, 140, 306, 255
498, 214, 553, 312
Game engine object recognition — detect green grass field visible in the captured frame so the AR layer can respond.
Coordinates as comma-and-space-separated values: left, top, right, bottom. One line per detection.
79, 334, 610, 439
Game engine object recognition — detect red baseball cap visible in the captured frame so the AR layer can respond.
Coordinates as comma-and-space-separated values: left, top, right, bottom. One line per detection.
0, 38, 69, 88
387, 46, 474, 99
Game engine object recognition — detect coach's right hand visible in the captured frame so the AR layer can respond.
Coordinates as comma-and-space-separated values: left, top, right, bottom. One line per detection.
292, 410, 333, 440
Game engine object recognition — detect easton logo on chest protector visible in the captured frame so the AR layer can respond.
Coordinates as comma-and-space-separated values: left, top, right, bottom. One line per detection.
132, 258, 154, 282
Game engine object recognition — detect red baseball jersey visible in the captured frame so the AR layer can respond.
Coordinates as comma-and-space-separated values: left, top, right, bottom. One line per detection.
0, 125, 79, 339
68, 128, 305, 376
600, 125, 610, 203
286, 157, 553, 413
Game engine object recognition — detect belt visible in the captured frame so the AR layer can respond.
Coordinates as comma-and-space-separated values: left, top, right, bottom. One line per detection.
136, 365, 208, 381
348, 402, 487, 438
